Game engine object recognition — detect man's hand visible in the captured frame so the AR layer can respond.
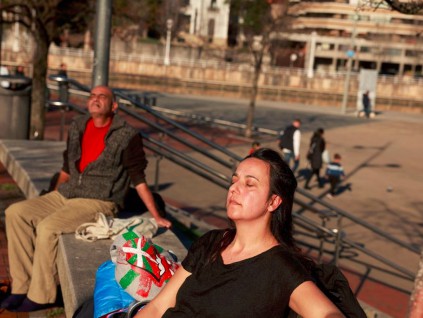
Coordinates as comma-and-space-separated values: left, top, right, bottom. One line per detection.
135, 183, 172, 229
155, 216, 172, 229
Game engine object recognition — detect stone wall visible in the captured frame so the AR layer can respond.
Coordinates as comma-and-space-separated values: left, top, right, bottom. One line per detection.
3, 46, 422, 113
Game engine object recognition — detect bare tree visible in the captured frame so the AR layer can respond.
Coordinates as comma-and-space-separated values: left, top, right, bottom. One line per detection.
0, 0, 92, 140
371, 0, 423, 14
113, 0, 183, 41
230, 0, 289, 138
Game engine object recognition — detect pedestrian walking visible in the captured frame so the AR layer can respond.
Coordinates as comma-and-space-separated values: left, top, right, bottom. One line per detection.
304, 128, 325, 189
278, 119, 301, 172
362, 91, 371, 118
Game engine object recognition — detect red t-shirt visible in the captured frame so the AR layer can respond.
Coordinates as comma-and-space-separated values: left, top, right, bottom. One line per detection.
78, 118, 112, 172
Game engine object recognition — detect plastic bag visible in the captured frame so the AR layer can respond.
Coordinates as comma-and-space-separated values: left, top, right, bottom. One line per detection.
111, 230, 180, 302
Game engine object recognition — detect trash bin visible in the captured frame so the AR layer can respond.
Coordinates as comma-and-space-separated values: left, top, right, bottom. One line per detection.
0, 76, 31, 139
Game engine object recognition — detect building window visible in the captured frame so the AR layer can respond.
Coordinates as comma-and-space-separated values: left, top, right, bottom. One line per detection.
209, 0, 219, 11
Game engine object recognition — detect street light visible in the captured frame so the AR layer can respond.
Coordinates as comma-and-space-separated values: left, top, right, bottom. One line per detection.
341, 13, 359, 114
164, 19, 173, 66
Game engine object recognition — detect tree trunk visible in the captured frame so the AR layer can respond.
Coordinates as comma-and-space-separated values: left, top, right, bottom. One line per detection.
245, 64, 260, 138
29, 30, 49, 140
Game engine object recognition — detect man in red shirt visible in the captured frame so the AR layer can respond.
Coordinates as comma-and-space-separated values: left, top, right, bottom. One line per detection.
2, 86, 171, 312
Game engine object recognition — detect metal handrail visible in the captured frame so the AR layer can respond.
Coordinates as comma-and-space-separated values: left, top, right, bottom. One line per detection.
295, 187, 420, 254
149, 105, 279, 137
293, 210, 415, 279
142, 134, 231, 185
116, 102, 237, 169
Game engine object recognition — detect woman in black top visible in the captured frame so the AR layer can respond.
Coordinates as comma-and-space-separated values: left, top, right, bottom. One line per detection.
136, 148, 343, 318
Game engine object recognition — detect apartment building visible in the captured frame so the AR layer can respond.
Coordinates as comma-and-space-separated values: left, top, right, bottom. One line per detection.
287, 0, 423, 76
179, 0, 422, 76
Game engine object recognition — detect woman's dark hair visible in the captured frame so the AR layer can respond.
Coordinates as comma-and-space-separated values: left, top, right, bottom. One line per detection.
311, 128, 324, 140
251, 148, 298, 249
210, 148, 301, 262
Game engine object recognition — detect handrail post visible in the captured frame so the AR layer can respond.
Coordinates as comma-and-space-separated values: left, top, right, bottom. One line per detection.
334, 214, 343, 265
154, 133, 165, 192
154, 155, 162, 193
60, 107, 65, 141
318, 214, 328, 264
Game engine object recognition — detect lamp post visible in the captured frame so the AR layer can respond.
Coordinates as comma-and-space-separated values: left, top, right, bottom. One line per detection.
164, 19, 173, 66
341, 13, 359, 114
92, 0, 112, 87
238, 16, 244, 47
307, 31, 317, 78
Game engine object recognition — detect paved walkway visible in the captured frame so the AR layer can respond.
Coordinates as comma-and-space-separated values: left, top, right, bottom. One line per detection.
0, 93, 422, 317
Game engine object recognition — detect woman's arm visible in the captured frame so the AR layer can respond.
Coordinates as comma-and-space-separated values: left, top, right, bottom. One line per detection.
135, 266, 191, 318
289, 281, 345, 318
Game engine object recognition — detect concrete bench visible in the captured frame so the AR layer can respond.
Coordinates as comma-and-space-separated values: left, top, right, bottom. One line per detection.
0, 139, 188, 317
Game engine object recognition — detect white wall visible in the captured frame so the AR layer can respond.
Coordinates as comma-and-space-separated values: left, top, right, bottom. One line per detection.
184, 0, 230, 45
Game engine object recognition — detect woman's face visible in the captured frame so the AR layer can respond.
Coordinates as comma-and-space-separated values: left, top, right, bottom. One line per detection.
227, 158, 279, 222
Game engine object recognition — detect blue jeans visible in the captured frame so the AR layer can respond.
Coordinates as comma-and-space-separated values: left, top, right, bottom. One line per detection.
282, 150, 299, 172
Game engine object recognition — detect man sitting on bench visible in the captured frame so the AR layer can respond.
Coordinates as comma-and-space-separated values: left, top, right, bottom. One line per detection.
1, 85, 171, 312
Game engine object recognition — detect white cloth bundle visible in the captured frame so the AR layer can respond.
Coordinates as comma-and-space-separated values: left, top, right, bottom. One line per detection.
75, 212, 158, 242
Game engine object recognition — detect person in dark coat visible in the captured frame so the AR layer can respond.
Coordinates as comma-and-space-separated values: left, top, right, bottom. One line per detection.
362, 91, 371, 118
304, 128, 325, 190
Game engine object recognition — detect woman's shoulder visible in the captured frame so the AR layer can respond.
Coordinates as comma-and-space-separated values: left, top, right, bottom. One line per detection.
270, 247, 312, 273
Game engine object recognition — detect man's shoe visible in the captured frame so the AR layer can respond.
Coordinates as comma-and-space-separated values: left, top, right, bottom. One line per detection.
14, 297, 55, 312
0, 294, 26, 311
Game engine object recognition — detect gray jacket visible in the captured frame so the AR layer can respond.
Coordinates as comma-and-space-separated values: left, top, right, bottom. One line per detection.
58, 114, 142, 208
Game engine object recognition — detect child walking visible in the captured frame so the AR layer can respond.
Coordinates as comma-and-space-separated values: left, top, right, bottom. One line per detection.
325, 153, 345, 199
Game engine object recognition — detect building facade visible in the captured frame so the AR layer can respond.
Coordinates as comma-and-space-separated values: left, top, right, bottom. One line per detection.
286, 0, 423, 77
179, 0, 231, 46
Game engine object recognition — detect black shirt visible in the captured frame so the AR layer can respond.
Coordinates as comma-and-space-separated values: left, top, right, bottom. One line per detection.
163, 230, 310, 318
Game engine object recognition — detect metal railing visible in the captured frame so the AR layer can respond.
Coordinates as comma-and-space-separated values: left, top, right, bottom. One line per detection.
47, 76, 418, 294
